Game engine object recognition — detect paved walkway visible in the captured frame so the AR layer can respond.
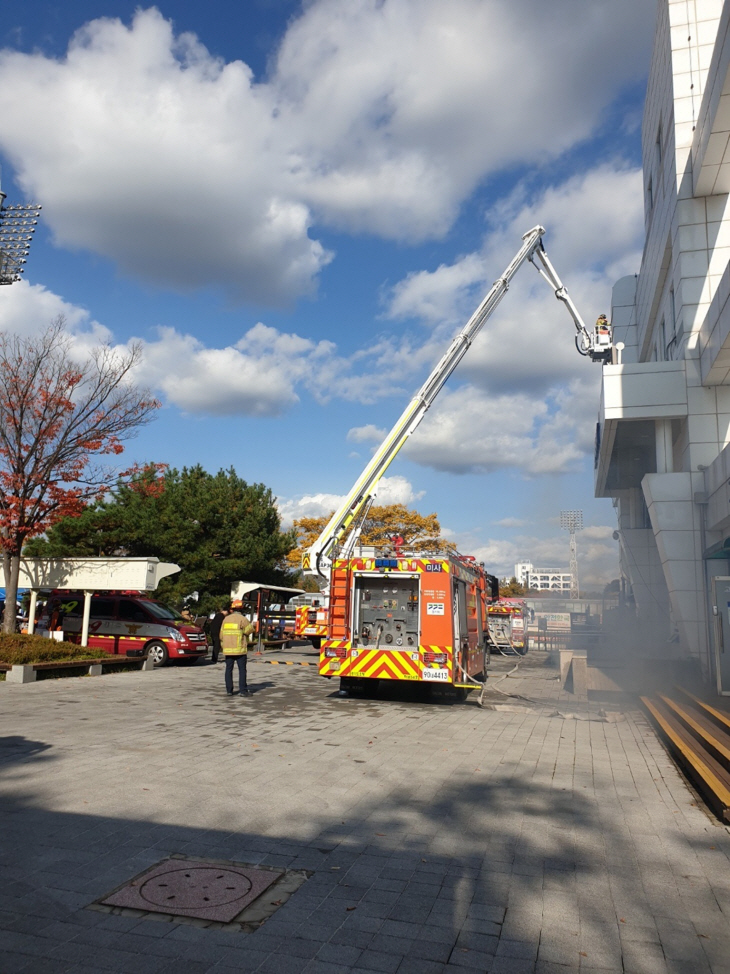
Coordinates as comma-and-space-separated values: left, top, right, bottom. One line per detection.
1, 651, 729, 974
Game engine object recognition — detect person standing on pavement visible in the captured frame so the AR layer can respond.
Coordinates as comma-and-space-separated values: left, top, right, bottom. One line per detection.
209, 605, 229, 664
221, 606, 256, 696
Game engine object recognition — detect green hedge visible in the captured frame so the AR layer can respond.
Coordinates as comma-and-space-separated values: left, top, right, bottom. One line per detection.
0, 633, 101, 666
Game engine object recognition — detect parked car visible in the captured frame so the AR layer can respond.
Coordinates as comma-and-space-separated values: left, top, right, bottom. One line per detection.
38, 592, 208, 666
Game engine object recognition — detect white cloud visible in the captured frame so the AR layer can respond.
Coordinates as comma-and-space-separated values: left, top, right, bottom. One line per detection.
347, 424, 386, 443
374, 474, 425, 506
493, 517, 527, 528
404, 383, 589, 476
0, 9, 330, 304
0, 3, 652, 301
278, 0, 652, 240
277, 473, 425, 527
0, 279, 110, 341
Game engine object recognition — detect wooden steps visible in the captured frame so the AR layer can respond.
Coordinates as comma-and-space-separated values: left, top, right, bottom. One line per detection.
641, 687, 730, 822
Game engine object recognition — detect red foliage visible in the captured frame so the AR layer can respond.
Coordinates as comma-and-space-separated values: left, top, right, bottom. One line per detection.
0, 321, 160, 560
124, 462, 168, 498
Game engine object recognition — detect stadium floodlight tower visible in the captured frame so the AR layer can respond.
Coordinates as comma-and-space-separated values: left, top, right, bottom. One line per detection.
560, 509, 583, 599
0, 183, 42, 286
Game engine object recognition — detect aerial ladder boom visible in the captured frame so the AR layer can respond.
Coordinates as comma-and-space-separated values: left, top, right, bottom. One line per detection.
303, 225, 611, 578
529, 244, 610, 360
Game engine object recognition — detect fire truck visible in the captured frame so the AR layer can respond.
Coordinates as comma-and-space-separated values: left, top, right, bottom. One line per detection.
292, 593, 328, 649
486, 599, 530, 656
303, 225, 607, 697
322, 552, 499, 696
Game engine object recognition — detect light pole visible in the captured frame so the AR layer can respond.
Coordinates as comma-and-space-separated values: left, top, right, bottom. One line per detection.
560, 510, 583, 599
0, 190, 42, 285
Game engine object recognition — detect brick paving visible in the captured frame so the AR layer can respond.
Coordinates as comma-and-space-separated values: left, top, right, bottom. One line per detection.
1, 651, 730, 973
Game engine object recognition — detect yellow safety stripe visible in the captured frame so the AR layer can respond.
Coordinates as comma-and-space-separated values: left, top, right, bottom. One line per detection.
77, 634, 156, 641
642, 696, 730, 809
251, 660, 315, 666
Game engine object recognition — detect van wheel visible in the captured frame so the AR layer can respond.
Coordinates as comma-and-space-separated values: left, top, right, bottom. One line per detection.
146, 641, 168, 666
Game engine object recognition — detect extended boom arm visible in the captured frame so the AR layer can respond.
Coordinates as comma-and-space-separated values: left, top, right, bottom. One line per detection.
304, 226, 610, 577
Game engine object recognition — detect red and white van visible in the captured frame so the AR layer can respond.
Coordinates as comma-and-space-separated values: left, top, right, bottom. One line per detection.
40, 592, 208, 666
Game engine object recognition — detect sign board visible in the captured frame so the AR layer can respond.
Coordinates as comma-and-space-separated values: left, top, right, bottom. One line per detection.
0, 557, 180, 592
532, 611, 571, 631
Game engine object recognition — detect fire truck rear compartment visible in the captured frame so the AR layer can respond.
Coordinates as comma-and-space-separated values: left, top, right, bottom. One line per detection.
353, 576, 419, 649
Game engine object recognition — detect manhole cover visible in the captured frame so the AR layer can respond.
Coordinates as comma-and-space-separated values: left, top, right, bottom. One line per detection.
100, 858, 280, 922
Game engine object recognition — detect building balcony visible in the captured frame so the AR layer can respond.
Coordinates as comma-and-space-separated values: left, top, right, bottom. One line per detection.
595, 361, 688, 497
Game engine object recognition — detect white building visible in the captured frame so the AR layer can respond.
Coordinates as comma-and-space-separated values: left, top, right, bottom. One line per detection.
596, 0, 730, 691
514, 561, 572, 592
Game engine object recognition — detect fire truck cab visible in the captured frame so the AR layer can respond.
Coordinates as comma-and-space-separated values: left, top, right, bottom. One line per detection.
321, 552, 495, 695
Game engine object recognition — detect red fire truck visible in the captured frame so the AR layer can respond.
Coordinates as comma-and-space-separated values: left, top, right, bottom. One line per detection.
320, 552, 498, 695
303, 225, 603, 697
293, 594, 328, 649
486, 599, 529, 656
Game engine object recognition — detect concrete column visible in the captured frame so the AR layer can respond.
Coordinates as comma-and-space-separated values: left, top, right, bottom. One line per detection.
655, 419, 674, 473
80, 591, 93, 647
559, 648, 574, 687
571, 649, 588, 699
27, 590, 38, 634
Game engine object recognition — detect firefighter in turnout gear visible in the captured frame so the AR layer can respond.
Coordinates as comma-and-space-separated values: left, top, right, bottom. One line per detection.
221, 608, 256, 696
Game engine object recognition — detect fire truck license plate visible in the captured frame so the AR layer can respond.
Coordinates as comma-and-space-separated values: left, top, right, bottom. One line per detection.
422, 668, 449, 681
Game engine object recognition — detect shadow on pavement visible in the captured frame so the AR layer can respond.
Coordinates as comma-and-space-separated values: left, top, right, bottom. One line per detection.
2, 716, 726, 974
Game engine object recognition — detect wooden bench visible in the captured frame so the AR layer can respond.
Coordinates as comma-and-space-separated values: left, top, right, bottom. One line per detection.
2, 655, 153, 683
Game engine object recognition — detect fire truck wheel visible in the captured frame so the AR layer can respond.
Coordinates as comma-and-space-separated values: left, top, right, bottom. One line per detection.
146, 641, 169, 667
311, 637, 322, 650
454, 686, 468, 702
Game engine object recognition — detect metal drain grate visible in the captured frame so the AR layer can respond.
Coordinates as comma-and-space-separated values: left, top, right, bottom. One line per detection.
100, 858, 280, 923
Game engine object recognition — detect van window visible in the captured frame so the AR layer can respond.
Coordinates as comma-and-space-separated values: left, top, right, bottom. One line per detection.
90, 599, 115, 619
143, 600, 184, 623
118, 599, 148, 623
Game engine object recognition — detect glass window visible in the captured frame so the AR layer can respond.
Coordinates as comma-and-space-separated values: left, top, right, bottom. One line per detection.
90, 599, 115, 619
144, 600, 184, 622
118, 599, 148, 623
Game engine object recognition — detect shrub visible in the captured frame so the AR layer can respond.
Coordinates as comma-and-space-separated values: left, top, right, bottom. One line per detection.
0, 633, 101, 665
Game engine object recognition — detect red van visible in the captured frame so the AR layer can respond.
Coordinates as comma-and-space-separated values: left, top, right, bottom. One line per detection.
41, 592, 208, 666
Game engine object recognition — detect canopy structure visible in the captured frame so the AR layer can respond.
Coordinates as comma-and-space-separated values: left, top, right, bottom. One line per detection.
4, 557, 180, 592
1, 557, 180, 647
231, 581, 305, 601
230, 580, 305, 653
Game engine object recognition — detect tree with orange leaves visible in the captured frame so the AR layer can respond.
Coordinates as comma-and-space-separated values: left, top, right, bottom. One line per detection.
0, 318, 160, 632
287, 503, 455, 573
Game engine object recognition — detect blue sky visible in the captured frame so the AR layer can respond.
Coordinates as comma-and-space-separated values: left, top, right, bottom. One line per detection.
0, 1, 656, 586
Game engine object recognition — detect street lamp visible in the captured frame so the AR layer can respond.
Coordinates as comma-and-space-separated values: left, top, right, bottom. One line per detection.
0, 192, 42, 285
560, 510, 583, 599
